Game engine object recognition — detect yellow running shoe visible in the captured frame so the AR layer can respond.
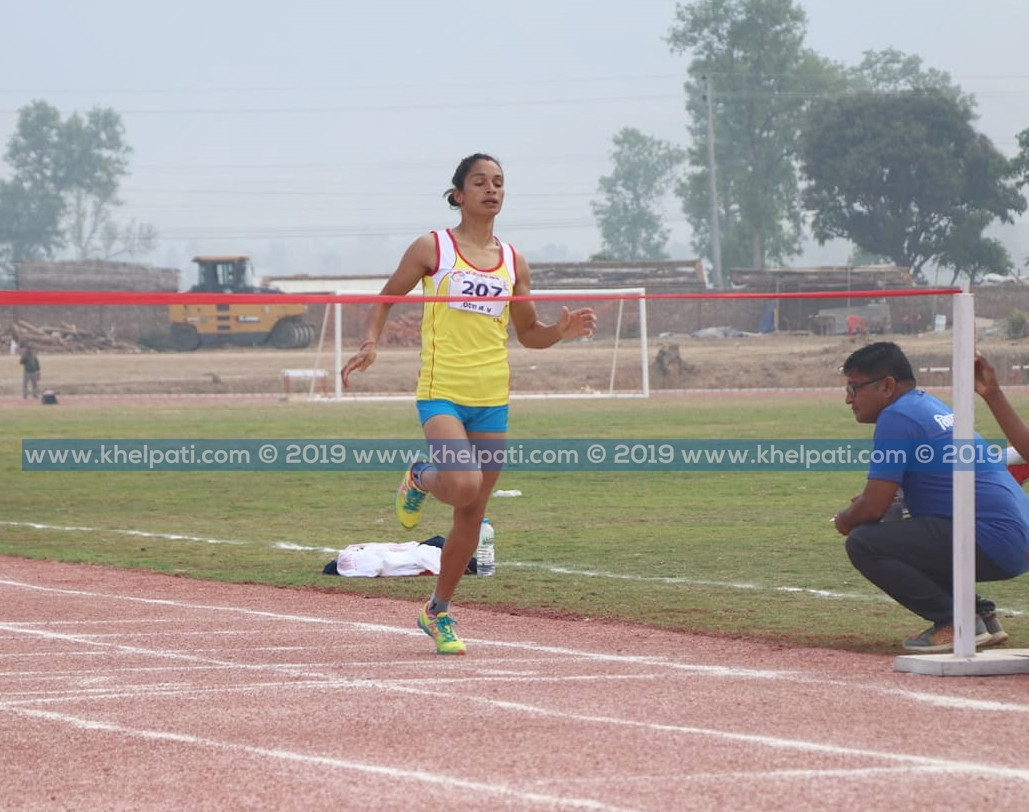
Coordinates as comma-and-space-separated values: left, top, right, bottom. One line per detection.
395, 457, 428, 529
417, 603, 466, 655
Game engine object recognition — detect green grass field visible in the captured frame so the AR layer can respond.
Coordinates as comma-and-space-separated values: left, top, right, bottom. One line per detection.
4, 393, 1027, 653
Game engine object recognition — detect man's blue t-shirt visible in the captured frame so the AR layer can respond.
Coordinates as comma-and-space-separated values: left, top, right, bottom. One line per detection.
869, 389, 1029, 575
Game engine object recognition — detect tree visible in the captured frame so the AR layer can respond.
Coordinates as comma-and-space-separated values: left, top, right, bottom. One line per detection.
0, 102, 66, 262
0, 176, 65, 264
1005, 128, 1029, 275
591, 128, 685, 260
667, 0, 846, 278
99, 219, 158, 260
799, 90, 1024, 284
848, 47, 976, 112
0, 100, 153, 263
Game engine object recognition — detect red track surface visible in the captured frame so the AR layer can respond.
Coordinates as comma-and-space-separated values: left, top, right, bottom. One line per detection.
2, 555, 1028, 811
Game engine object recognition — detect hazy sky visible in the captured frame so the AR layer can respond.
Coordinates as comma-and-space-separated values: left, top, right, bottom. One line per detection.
4, 0, 1029, 282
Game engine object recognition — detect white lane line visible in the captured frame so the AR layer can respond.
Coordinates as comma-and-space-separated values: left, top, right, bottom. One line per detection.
2, 705, 642, 812
4, 581, 1029, 720
5, 653, 1029, 789
540, 764, 958, 790
0, 622, 406, 680
0, 619, 180, 626
38, 630, 261, 638
0, 581, 798, 680
419, 690, 1029, 783
7, 579, 1029, 704
5, 675, 1029, 788
9, 658, 1029, 716
1, 598, 1028, 788
1, 670, 659, 690
9, 639, 1029, 720
7, 579, 1029, 725
0, 681, 362, 705
0, 672, 664, 709
888, 690, 1029, 713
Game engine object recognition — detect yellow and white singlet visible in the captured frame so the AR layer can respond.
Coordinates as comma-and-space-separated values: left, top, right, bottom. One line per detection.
416, 229, 516, 406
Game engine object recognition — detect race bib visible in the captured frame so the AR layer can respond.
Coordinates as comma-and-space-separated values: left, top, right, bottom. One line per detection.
448, 269, 509, 318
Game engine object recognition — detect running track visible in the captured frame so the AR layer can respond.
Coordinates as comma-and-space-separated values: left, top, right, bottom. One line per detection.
2, 555, 1028, 811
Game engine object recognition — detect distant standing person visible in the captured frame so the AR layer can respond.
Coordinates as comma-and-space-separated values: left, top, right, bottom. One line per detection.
19, 345, 40, 399
341, 153, 596, 655
831, 342, 1029, 652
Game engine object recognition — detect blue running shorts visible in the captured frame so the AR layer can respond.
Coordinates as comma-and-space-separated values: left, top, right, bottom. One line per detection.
416, 399, 509, 433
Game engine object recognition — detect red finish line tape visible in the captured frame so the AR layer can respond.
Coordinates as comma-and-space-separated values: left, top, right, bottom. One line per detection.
0, 288, 962, 306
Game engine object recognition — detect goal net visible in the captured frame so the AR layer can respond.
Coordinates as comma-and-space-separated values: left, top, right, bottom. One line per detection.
317, 287, 650, 402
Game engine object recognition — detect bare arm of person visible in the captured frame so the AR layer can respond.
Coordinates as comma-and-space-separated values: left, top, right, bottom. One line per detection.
341, 234, 435, 387
975, 351, 1029, 462
832, 478, 898, 535
508, 249, 596, 349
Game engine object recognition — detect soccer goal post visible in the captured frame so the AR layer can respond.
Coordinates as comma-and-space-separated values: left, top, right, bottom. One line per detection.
327, 287, 649, 401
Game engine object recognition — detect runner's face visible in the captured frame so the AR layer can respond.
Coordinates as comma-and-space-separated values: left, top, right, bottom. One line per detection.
455, 160, 504, 214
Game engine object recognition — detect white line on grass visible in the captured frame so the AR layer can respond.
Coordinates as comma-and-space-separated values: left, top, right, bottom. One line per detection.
506, 562, 1029, 619
0, 520, 245, 545
504, 561, 884, 602
5, 519, 1000, 610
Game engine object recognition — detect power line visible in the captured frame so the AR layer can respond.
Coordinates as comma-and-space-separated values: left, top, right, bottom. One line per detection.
0, 93, 682, 117
7, 71, 1029, 98
0, 73, 689, 96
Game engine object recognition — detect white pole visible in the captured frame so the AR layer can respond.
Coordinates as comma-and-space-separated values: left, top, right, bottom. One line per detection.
638, 290, 650, 398
333, 298, 343, 401
609, 298, 624, 395
309, 302, 331, 398
951, 291, 976, 657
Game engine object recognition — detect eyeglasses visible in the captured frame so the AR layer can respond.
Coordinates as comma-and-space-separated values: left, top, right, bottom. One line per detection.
845, 376, 886, 398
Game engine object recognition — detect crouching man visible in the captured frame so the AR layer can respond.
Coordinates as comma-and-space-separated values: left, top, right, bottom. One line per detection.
832, 342, 1029, 653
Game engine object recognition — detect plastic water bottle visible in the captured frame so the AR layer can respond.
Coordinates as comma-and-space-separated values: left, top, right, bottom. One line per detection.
476, 519, 495, 577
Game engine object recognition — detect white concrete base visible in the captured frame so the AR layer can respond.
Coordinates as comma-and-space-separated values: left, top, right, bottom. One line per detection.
894, 647, 1029, 676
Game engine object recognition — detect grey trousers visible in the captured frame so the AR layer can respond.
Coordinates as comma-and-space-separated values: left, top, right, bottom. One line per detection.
845, 516, 1014, 624
23, 370, 39, 398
